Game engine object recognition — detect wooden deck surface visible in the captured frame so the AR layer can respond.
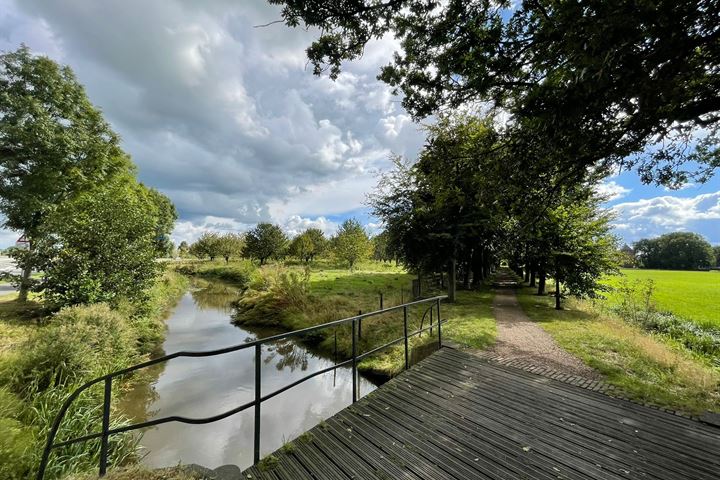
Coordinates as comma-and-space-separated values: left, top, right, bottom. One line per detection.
242, 348, 720, 479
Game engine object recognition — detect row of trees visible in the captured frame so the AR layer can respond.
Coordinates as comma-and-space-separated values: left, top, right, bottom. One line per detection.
620, 232, 718, 270
183, 219, 379, 268
0, 47, 176, 308
370, 115, 619, 309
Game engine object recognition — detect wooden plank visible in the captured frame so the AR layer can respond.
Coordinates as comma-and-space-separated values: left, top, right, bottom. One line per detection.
242, 349, 720, 480
414, 355, 717, 479
427, 351, 720, 464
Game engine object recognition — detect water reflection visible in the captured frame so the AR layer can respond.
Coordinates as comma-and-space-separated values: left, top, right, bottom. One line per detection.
124, 279, 377, 470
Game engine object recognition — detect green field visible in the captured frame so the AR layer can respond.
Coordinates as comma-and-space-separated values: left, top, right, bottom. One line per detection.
603, 269, 720, 328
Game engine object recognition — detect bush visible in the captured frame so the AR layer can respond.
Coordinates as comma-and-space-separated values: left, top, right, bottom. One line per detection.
10, 304, 136, 394
175, 260, 255, 289
0, 387, 36, 480
233, 268, 310, 326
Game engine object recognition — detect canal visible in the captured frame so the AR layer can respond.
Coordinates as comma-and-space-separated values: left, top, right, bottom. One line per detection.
122, 278, 379, 470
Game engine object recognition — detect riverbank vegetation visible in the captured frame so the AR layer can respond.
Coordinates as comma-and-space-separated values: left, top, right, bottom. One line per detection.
180, 259, 495, 378
0, 47, 184, 480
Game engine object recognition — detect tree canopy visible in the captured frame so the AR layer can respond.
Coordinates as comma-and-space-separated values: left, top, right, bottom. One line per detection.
634, 232, 715, 270
271, 0, 719, 187
245, 223, 289, 265
289, 228, 327, 263
331, 219, 371, 269
0, 46, 134, 299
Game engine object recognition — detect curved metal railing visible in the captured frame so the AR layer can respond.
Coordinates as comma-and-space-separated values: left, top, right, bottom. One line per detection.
37, 295, 447, 479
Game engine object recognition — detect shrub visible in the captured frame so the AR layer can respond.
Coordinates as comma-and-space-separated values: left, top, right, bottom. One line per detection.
11, 304, 136, 394
233, 268, 310, 326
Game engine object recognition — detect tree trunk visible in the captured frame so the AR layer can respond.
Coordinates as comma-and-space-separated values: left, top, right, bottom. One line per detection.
529, 268, 536, 288
447, 259, 457, 303
537, 269, 546, 296
463, 261, 471, 290
18, 251, 32, 302
524, 268, 530, 283
555, 279, 562, 310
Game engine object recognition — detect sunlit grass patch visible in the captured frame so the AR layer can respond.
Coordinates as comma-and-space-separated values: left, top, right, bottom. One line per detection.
603, 269, 720, 328
517, 287, 720, 414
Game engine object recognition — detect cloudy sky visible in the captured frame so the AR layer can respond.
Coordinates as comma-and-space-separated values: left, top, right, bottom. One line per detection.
1, 0, 718, 248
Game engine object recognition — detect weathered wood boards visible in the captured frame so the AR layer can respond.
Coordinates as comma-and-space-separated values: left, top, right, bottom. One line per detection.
242, 348, 720, 479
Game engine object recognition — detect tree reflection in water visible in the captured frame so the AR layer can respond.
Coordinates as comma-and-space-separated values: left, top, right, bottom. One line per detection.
189, 279, 241, 312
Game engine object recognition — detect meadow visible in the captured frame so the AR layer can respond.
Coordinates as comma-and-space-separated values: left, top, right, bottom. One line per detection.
603, 269, 720, 328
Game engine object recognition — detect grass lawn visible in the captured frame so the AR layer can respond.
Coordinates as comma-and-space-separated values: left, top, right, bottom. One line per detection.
516, 286, 720, 414
603, 269, 720, 328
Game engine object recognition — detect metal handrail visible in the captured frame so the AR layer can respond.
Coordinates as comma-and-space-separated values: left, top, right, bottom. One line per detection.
37, 294, 447, 480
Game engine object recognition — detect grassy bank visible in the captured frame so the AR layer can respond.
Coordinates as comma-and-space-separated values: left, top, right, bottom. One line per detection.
0, 269, 188, 480
603, 269, 720, 328
516, 286, 719, 414
198, 259, 495, 377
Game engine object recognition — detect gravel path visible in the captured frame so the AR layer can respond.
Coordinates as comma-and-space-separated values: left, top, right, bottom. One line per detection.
485, 288, 601, 379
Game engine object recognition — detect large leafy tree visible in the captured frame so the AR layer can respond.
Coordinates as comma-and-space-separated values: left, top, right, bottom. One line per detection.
0, 46, 131, 299
270, 0, 719, 186
332, 219, 371, 269
244, 223, 289, 265
635, 232, 715, 270
31, 177, 174, 308
289, 228, 327, 263
189, 232, 223, 261
371, 116, 505, 301
217, 232, 246, 263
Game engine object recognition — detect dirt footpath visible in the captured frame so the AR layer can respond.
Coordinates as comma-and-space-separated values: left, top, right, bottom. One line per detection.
485, 288, 601, 379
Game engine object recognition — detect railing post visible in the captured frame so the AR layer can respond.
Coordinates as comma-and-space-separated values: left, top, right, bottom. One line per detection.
352, 319, 357, 403
253, 344, 261, 464
379, 292, 383, 309
358, 310, 362, 341
436, 298, 442, 348
334, 329, 338, 364
99, 377, 112, 476
403, 306, 409, 370
430, 306, 433, 335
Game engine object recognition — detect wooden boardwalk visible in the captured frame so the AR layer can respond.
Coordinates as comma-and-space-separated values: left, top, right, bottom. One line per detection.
242, 348, 720, 479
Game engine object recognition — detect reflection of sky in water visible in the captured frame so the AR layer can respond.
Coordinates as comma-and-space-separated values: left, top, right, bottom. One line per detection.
134, 285, 376, 469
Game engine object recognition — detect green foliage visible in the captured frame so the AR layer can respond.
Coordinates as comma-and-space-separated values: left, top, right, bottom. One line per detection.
331, 219, 371, 269
289, 228, 327, 262
175, 259, 256, 289
0, 46, 129, 234
9, 304, 136, 394
177, 241, 190, 258
372, 231, 393, 262
189, 232, 222, 260
244, 223, 288, 265
713, 245, 720, 267
234, 268, 310, 326
273, 1, 720, 187
216, 232, 245, 263
634, 232, 715, 270
30, 177, 169, 309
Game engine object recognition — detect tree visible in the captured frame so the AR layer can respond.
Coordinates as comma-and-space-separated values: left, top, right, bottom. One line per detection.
178, 241, 190, 258
217, 232, 245, 263
244, 223, 288, 265
147, 187, 178, 257
635, 232, 715, 270
713, 245, 720, 267
29, 176, 173, 308
618, 244, 638, 268
189, 232, 222, 261
0, 46, 131, 300
272, 1, 720, 189
331, 219, 371, 269
289, 228, 327, 263
372, 231, 393, 262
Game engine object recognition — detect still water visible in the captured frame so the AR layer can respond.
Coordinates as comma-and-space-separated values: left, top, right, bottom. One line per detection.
123, 279, 378, 470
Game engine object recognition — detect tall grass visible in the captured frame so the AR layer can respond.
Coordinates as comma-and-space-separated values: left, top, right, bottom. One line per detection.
0, 270, 188, 479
